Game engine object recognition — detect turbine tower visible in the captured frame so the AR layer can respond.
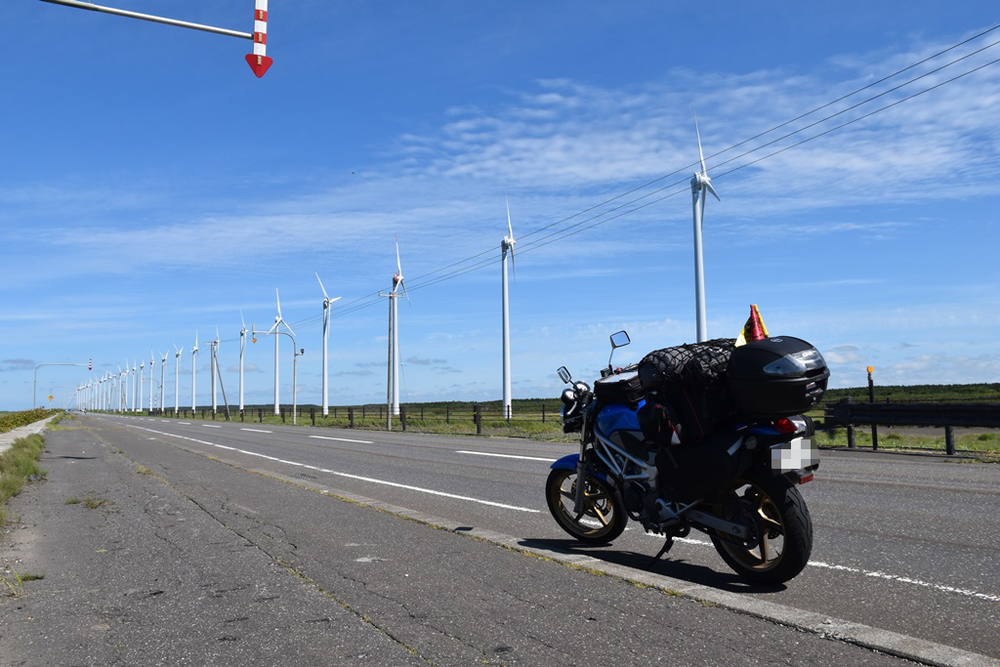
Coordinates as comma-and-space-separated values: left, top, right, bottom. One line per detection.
148, 352, 155, 412
501, 198, 516, 420
316, 273, 342, 417
239, 311, 247, 414
138, 359, 145, 414
266, 289, 295, 416
690, 119, 721, 343
191, 332, 199, 411
210, 329, 219, 415
160, 351, 167, 412
380, 240, 406, 425
174, 346, 182, 415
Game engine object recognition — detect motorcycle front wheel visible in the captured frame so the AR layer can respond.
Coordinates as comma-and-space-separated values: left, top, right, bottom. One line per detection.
709, 471, 813, 584
545, 467, 627, 544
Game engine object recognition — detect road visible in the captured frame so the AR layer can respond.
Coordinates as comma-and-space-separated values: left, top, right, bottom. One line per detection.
2, 413, 997, 665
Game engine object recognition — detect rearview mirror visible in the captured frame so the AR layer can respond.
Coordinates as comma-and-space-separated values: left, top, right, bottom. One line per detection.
610, 330, 631, 349
557, 366, 572, 383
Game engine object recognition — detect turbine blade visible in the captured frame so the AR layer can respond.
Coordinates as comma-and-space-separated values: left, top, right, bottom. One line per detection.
395, 237, 402, 275
510, 245, 516, 280
275, 288, 283, 319
695, 118, 709, 176
505, 196, 514, 240
240, 308, 246, 330
315, 272, 330, 301
284, 320, 296, 336
706, 180, 721, 201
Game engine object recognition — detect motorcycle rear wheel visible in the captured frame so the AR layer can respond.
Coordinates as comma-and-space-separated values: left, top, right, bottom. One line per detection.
545, 467, 627, 544
709, 471, 813, 584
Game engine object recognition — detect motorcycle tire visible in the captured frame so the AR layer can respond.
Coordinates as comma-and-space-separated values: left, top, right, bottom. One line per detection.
545, 467, 627, 544
709, 470, 813, 585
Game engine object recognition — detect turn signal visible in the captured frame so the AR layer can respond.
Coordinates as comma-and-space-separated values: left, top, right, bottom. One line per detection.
774, 418, 797, 434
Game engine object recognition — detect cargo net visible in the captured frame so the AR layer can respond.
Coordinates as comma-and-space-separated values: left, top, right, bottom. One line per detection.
637, 338, 736, 445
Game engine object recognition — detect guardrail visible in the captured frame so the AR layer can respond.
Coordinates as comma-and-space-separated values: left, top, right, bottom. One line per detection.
823, 399, 1000, 455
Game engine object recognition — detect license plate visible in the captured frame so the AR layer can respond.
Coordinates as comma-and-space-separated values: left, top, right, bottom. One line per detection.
770, 437, 819, 471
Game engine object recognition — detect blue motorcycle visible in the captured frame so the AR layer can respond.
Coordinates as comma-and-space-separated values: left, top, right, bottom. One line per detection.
546, 330, 826, 584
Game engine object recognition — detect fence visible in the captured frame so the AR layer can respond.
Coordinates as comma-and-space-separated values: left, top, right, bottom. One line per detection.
823, 399, 1000, 455
113, 402, 570, 438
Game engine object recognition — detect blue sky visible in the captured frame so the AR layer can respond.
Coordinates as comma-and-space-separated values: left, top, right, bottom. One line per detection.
2, 1, 998, 410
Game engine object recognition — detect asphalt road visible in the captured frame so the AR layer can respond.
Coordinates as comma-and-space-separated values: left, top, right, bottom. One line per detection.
2, 413, 997, 665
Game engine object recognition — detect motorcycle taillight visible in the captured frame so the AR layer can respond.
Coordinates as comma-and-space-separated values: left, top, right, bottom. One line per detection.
773, 417, 797, 434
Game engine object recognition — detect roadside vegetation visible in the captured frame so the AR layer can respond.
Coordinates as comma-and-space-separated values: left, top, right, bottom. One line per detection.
0, 434, 47, 525
0, 408, 59, 434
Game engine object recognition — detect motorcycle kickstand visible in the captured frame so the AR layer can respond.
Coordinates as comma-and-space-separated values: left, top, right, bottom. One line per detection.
648, 536, 674, 567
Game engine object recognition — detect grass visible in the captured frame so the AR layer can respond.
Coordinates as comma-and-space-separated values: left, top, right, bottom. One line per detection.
82, 496, 111, 510
1, 570, 45, 598
0, 408, 59, 434
815, 426, 1000, 455
0, 434, 47, 525
135, 465, 153, 475
65, 496, 81, 505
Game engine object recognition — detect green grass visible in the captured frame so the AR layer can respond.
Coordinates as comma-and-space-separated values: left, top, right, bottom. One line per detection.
0, 434, 47, 524
82, 496, 111, 510
815, 426, 1000, 455
0, 408, 59, 434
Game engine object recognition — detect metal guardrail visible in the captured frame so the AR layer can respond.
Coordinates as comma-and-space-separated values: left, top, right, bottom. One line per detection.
823, 399, 1000, 454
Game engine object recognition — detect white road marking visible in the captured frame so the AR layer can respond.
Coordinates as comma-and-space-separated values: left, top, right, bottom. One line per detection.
241, 428, 273, 434
309, 435, 374, 445
456, 450, 557, 463
124, 424, 539, 513
203, 424, 222, 428
178, 422, 191, 425
640, 532, 1000, 602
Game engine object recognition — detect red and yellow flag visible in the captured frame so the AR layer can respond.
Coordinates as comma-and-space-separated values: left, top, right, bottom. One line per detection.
735, 304, 769, 347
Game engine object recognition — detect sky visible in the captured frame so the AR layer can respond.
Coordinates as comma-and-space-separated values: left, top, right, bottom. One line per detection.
2, 1, 998, 411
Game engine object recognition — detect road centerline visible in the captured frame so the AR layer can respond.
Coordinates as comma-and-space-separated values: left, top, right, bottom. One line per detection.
310, 434, 375, 445
456, 450, 557, 463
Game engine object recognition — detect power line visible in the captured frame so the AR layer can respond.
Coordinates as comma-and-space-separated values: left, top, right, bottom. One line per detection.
233, 30, 1000, 335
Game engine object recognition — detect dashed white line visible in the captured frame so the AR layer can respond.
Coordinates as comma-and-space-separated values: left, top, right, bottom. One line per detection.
178, 422, 191, 425
203, 424, 222, 428
241, 428, 273, 434
309, 435, 374, 445
456, 450, 557, 463
124, 423, 539, 513
639, 532, 1000, 603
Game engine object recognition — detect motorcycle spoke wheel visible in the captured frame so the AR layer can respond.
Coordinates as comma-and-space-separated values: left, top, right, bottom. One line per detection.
710, 473, 813, 584
545, 468, 626, 544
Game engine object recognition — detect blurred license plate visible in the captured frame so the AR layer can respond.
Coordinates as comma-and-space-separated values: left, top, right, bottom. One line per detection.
770, 437, 819, 471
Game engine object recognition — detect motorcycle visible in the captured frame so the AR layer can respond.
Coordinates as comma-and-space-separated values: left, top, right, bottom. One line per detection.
546, 330, 824, 584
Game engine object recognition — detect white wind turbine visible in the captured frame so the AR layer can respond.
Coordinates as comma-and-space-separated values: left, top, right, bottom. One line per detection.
316, 273, 342, 417
191, 332, 199, 411
160, 351, 167, 412
267, 289, 295, 416
690, 119, 721, 343
501, 198, 516, 420
148, 351, 155, 412
379, 240, 406, 424
138, 359, 145, 414
174, 346, 182, 415
239, 311, 247, 414
130, 360, 137, 412
210, 328, 220, 414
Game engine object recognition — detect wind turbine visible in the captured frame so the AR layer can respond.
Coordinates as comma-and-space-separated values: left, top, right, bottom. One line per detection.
501, 198, 516, 420
148, 351, 155, 412
210, 328, 219, 415
239, 311, 247, 414
160, 351, 167, 412
267, 289, 295, 416
690, 119, 721, 343
138, 359, 145, 414
191, 332, 199, 411
316, 273, 342, 417
379, 240, 407, 425
174, 346, 182, 415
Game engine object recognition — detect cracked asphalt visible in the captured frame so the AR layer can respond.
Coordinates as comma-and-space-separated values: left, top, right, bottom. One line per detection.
0, 416, 991, 665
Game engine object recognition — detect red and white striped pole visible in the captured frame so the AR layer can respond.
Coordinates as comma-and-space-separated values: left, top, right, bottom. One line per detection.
245, 0, 273, 78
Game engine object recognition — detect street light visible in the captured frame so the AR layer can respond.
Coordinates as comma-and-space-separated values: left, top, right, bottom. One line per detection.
33, 362, 87, 409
